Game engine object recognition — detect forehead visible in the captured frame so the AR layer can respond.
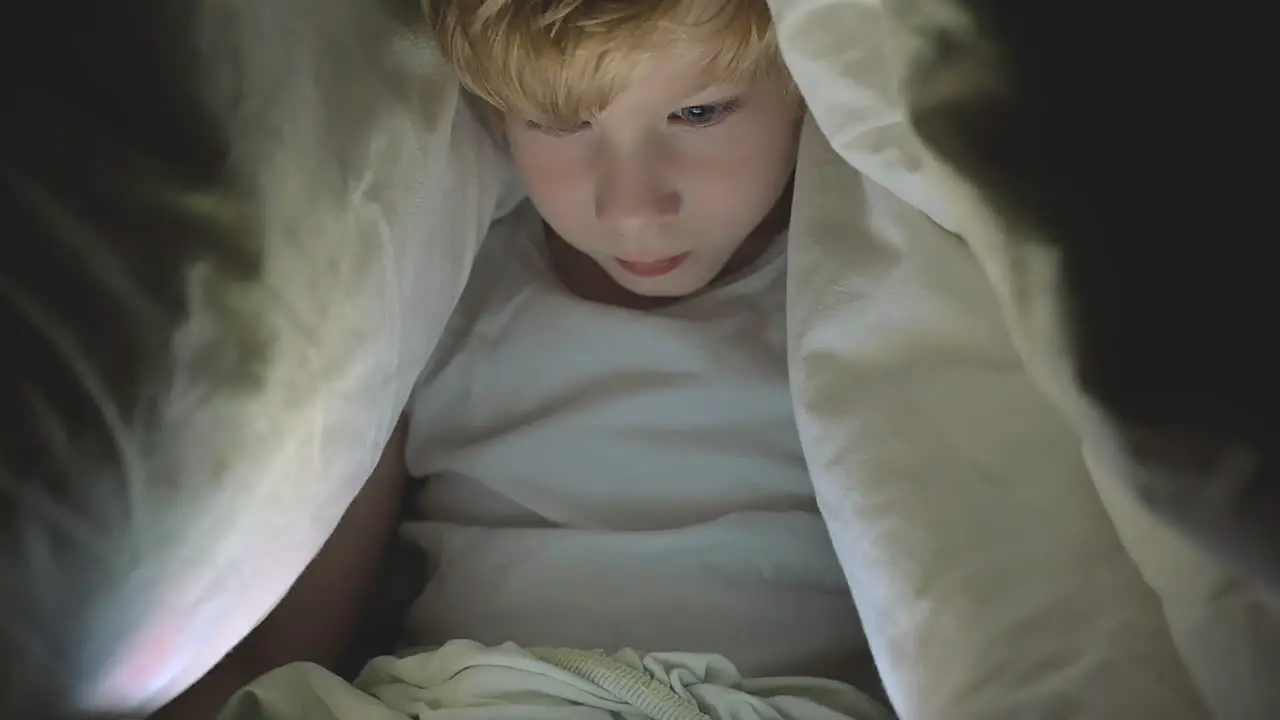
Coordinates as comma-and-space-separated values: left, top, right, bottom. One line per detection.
505, 13, 777, 126
605, 40, 737, 111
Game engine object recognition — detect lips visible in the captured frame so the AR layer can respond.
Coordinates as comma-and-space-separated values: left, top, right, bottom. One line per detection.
615, 252, 691, 278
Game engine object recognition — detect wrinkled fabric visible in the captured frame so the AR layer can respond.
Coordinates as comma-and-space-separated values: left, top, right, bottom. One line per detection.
772, 0, 1280, 717
783, 114, 1207, 719
77, 2, 513, 710
218, 641, 894, 720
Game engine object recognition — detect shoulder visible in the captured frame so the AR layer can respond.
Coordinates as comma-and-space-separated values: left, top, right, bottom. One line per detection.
406, 202, 549, 435
424, 201, 545, 366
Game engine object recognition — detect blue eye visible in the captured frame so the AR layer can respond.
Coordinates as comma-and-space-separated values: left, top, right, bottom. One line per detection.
672, 99, 740, 127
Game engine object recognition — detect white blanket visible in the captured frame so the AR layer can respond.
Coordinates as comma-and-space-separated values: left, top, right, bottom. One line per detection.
786, 115, 1206, 719
216, 642, 894, 720
773, 1, 1280, 718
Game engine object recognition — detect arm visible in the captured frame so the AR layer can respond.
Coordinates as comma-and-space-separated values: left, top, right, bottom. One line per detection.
150, 419, 409, 719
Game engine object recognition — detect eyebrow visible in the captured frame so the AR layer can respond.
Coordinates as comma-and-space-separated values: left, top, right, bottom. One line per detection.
682, 62, 754, 97
674, 85, 744, 109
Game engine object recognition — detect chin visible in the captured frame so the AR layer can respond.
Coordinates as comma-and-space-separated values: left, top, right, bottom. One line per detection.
615, 272, 716, 300
618, 280, 698, 299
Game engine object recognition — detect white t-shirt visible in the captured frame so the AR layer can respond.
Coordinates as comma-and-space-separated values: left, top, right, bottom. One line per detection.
404, 200, 865, 680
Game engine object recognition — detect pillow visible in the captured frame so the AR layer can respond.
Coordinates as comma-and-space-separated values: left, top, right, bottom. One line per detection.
1, 0, 511, 713
771, 0, 1280, 716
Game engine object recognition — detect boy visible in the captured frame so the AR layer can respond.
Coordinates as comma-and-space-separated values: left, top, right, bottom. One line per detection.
160, 1, 878, 716
399, 0, 867, 683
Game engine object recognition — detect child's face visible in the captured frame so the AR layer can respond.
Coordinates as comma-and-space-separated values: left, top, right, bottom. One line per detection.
503, 40, 801, 299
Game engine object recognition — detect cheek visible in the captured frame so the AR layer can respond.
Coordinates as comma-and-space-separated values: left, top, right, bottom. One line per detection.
742, 115, 801, 190
508, 136, 594, 228
680, 127, 796, 227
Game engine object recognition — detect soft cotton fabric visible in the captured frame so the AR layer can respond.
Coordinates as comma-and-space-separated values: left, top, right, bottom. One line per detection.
402, 200, 866, 683
217, 641, 894, 720
81, 5, 514, 709
771, 0, 1280, 717
783, 111, 1209, 718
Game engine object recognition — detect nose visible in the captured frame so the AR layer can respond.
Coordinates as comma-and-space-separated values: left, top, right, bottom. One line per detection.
593, 141, 680, 236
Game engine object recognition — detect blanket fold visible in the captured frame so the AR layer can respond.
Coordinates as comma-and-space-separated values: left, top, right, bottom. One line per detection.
217, 641, 895, 720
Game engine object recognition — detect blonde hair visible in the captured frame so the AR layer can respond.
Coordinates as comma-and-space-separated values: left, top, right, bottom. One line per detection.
424, 0, 792, 125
